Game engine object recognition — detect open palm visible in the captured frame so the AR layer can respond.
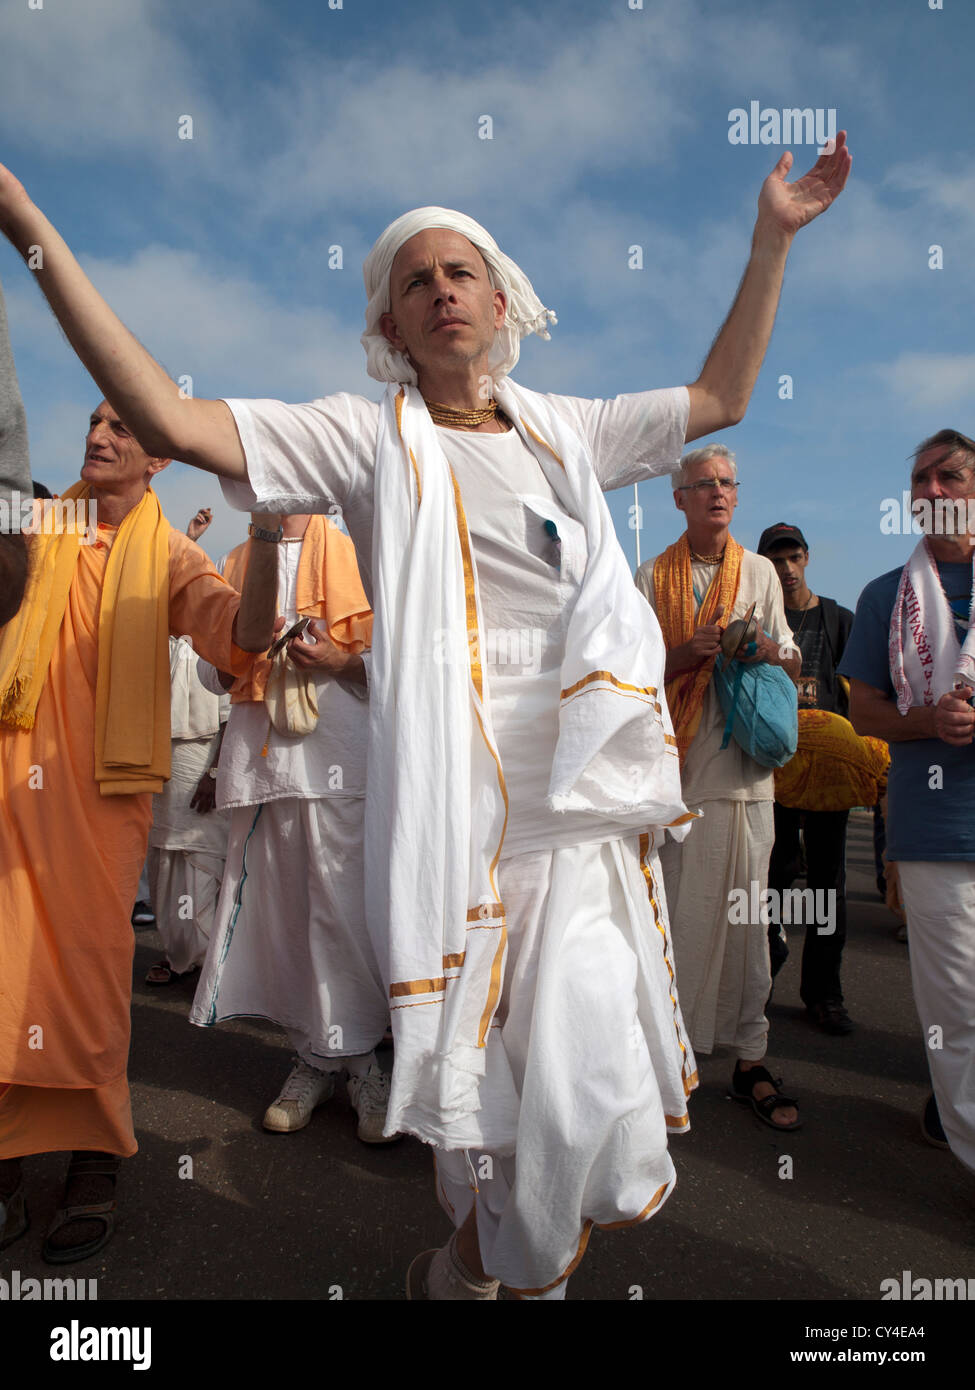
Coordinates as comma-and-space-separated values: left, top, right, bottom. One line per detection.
758, 130, 852, 236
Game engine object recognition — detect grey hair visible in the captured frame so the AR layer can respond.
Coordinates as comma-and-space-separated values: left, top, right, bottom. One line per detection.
672, 443, 738, 489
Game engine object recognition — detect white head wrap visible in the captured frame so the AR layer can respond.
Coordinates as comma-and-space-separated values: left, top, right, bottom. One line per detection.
361, 207, 557, 385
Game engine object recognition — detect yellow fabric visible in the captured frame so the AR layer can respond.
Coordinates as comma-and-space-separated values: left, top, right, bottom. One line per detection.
0, 482, 172, 794
222, 516, 373, 704
0, 484, 90, 731
774, 709, 890, 812
653, 533, 743, 766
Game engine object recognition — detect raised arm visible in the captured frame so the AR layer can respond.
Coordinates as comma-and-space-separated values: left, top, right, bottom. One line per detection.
685, 133, 851, 443
0, 273, 31, 624
0, 163, 246, 481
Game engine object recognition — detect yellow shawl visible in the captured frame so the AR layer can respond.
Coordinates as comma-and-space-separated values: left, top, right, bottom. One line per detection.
0, 481, 172, 794
221, 515, 372, 703
653, 533, 743, 766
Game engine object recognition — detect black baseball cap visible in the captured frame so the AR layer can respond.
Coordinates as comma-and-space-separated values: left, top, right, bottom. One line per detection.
757, 523, 808, 556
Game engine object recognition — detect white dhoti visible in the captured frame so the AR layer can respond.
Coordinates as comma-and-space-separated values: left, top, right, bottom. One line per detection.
435, 834, 696, 1296
658, 799, 773, 1058
148, 733, 229, 975
190, 796, 387, 1062
897, 860, 975, 1174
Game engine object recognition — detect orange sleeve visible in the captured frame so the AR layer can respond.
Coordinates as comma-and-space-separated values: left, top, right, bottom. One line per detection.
167, 530, 255, 677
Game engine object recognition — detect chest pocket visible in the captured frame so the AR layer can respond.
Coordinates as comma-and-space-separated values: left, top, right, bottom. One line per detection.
519, 494, 587, 588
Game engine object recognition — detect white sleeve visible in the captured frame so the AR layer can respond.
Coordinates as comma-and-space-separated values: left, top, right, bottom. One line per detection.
546, 386, 689, 491
219, 393, 379, 514
196, 657, 228, 698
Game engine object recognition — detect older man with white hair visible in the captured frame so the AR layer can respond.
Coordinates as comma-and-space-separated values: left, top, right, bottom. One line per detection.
0, 135, 849, 1297
636, 444, 802, 1130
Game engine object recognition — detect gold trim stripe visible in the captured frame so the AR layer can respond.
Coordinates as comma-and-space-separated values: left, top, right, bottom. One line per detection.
448, 465, 510, 1047
390, 951, 466, 998
639, 831, 694, 1094
448, 466, 483, 702
506, 1181, 670, 1296
561, 670, 658, 701
393, 388, 422, 503
466, 903, 505, 922
519, 417, 565, 470
390, 975, 445, 998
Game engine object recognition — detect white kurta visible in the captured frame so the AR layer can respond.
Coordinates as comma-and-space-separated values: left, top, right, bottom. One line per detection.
638, 551, 794, 1056
189, 536, 386, 1061
218, 388, 695, 1292
147, 636, 230, 975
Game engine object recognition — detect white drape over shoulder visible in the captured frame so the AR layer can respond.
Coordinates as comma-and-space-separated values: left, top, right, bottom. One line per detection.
888, 539, 975, 712
365, 380, 691, 1148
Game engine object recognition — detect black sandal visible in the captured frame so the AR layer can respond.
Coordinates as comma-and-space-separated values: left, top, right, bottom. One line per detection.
729, 1062, 802, 1132
42, 1155, 119, 1265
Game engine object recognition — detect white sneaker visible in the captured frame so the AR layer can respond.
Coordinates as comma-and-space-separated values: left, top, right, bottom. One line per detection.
346, 1064, 397, 1144
263, 1061, 335, 1133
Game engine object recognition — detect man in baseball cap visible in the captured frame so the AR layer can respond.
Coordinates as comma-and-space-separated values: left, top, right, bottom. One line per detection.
758, 523, 856, 1035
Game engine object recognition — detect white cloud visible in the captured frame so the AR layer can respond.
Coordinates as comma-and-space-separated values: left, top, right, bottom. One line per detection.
872, 352, 975, 411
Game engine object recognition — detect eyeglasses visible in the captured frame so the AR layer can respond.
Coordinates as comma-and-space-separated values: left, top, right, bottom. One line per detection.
675, 478, 740, 494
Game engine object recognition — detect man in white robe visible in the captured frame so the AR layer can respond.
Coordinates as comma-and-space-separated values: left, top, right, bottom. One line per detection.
0, 135, 850, 1296
189, 513, 391, 1143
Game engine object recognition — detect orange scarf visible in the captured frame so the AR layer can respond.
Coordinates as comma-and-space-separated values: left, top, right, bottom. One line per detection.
221, 516, 372, 703
653, 533, 742, 766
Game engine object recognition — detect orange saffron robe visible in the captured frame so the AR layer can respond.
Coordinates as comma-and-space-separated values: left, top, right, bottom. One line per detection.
0, 524, 250, 1158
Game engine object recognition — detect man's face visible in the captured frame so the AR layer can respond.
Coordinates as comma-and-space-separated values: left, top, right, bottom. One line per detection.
674, 455, 739, 528
81, 401, 168, 491
911, 445, 975, 537
767, 544, 809, 600
380, 228, 506, 383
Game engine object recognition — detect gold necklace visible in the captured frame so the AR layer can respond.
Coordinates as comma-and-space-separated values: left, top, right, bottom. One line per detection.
423, 396, 508, 430
690, 546, 725, 564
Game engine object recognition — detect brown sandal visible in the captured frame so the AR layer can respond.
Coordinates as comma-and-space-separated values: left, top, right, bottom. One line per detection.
42, 1155, 119, 1265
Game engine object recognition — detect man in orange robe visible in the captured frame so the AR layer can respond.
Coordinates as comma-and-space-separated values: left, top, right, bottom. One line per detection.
0, 400, 275, 1264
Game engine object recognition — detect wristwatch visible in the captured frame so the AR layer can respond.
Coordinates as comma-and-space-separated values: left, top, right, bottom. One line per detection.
207, 766, 218, 780
248, 522, 283, 543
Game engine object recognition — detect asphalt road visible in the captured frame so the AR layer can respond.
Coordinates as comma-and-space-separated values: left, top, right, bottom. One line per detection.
5, 812, 972, 1340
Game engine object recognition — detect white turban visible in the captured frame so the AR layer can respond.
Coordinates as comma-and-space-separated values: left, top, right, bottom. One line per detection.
360, 207, 557, 385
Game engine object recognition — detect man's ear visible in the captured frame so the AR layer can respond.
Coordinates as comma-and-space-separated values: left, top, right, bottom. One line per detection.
146, 457, 171, 480
379, 312, 405, 351
674, 489, 685, 514
493, 288, 507, 330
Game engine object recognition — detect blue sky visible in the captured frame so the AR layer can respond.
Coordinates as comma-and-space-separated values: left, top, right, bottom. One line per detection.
1, 0, 972, 609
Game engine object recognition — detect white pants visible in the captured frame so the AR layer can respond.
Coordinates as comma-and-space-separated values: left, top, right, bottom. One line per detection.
190, 797, 387, 1060
658, 799, 773, 1058
435, 835, 696, 1297
898, 860, 975, 1173
147, 846, 225, 975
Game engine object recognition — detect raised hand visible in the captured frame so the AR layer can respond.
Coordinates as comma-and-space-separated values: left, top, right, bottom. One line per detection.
757, 131, 852, 238
186, 507, 213, 541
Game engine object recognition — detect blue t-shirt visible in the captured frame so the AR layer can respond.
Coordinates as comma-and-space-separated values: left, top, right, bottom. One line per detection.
838, 561, 975, 862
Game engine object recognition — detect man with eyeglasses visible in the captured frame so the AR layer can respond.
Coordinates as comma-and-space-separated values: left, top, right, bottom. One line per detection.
636, 445, 802, 1131
839, 429, 975, 1170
